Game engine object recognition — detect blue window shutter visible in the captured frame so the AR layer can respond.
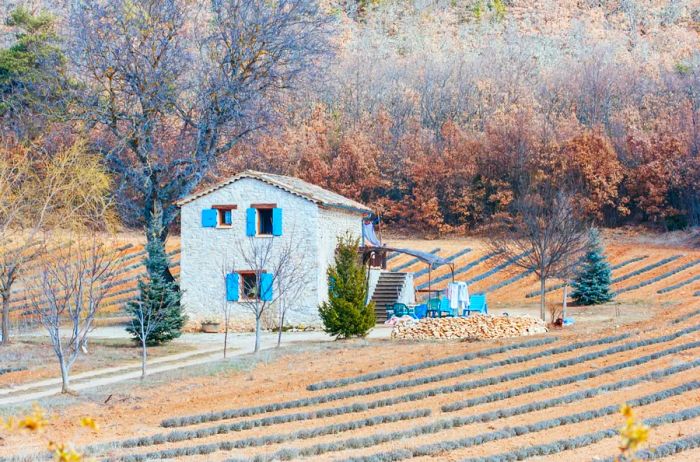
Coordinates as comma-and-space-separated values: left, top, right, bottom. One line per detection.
225, 273, 239, 301
201, 209, 218, 227
223, 209, 232, 225
260, 273, 273, 301
246, 208, 256, 236
272, 208, 283, 236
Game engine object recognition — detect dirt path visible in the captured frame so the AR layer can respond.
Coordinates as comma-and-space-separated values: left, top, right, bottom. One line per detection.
0, 329, 372, 407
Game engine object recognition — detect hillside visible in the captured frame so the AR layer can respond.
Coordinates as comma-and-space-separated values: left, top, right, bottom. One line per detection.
7, 232, 700, 331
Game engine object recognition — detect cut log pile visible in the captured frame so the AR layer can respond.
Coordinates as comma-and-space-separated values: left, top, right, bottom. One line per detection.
391, 315, 548, 340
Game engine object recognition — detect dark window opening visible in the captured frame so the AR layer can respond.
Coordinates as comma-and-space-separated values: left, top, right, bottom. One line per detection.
213, 204, 236, 227
218, 209, 233, 226
241, 272, 258, 299
258, 208, 273, 235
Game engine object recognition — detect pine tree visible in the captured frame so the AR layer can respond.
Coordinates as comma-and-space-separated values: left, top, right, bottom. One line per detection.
571, 228, 614, 305
319, 234, 375, 338
126, 239, 186, 346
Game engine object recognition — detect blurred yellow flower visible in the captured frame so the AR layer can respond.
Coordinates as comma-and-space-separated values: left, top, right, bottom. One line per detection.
617, 403, 650, 461
48, 441, 83, 462
79, 417, 98, 431
16, 404, 47, 432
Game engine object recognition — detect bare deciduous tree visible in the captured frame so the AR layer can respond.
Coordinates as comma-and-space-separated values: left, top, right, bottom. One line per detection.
272, 238, 312, 348
220, 257, 235, 359
127, 295, 169, 380
69, 0, 332, 281
0, 140, 112, 345
28, 235, 121, 393
489, 187, 590, 321
233, 233, 311, 352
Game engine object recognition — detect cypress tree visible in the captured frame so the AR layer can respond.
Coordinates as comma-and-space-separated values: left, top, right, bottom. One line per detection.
126, 239, 186, 345
571, 228, 614, 305
319, 234, 375, 338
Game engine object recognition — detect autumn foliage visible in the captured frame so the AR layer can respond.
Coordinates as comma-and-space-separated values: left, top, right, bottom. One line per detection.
214, 104, 699, 234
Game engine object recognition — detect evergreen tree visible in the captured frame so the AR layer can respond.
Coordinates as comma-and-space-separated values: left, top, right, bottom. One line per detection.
126, 239, 186, 345
0, 7, 70, 138
571, 228, 614, 305
319, 234, 375, 338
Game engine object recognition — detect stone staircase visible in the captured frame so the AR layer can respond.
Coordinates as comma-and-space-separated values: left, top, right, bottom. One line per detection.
370, 272, 407, 323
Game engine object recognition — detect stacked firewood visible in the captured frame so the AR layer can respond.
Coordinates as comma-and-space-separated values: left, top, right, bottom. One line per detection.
391, 315, 548, 340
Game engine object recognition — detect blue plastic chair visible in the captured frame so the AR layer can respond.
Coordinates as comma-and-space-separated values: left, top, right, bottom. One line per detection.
392, 303, 415, 318
439, 297, 456, 317
427, 298, 441, 317
463, 293, 488, 316
413, 304, 428, 319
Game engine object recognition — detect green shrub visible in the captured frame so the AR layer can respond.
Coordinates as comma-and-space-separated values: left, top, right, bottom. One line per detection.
318, 234, 375, 338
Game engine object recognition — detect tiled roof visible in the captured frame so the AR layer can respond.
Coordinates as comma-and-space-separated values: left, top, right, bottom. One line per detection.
176, 170, 372, 213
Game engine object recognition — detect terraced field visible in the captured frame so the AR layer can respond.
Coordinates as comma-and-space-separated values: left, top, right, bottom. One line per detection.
7, 235, 700, 322
3, 306, 698, 461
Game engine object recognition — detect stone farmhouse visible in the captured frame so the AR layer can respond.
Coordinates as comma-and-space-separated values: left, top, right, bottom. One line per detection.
177, 170, 372, 327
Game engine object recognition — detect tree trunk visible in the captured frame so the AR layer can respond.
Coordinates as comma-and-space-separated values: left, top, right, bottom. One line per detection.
145, 195, 175, 284
59, 358, 70, 393
1, 294, 10, 345
141, 338, 148, 379
277, 311, 285, 348
562, 283, 568, 321
254, 314, 261, 353
539, 276, 546, 321
223, 324, 229, 359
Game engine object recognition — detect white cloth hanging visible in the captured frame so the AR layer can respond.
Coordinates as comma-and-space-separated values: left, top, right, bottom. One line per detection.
447, 282, 470, 311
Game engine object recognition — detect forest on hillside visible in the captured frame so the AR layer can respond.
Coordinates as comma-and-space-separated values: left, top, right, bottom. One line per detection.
2, 0, 700, 235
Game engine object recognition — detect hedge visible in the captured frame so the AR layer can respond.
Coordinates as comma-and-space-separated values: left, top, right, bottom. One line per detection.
483, 268, 535, 293
228, 381, 700, 462
416, 251, 500, 290
442, 357, 700, 416
616, 258, 700, 294
458, 405, 700, 462
442, 337, 700, 412
306, 336, 558, 391
611, 255, 683, 284
109, 409, 431, 461
463, 251, 531, 285
611, 255, 648, 270
300, 334, 632, 402
162, 325, 699, 428
163, 333, 627, 427
10, 248, 181, 313
0, 366, 26, 376
598, 433, 700, 462
657, 273, 700, 294
670, 308, 700, 325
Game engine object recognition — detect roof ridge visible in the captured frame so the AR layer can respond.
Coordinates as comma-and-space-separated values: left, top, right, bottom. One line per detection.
176, 170, 371, 214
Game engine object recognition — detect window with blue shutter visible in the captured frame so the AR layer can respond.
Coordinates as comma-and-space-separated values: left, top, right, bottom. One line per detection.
225, 273, 239, 301
246, 208, 256, 236
260, 272, 273, 301
201, 209, 218, 227
272, 208, 283, 236
223, 209, 232, 226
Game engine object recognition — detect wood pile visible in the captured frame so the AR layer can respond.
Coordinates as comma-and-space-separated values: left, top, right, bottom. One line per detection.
391, 315, 548, 340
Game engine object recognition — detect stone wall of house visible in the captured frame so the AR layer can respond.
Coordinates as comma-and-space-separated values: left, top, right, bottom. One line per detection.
180, 178, 322, 329
317, 206, 365, 307
180, 178, 367, 330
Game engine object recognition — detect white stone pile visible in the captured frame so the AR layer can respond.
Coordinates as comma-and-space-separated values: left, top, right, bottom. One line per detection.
391, 315, 548, 340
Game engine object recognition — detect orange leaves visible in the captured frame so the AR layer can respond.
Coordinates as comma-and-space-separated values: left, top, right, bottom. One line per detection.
559, 131, 625, 219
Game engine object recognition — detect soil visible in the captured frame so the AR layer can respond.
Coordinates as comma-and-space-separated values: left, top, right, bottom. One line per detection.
1, 304, 699, 461
0, 338, 195, 388
2, 233, 700, 461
